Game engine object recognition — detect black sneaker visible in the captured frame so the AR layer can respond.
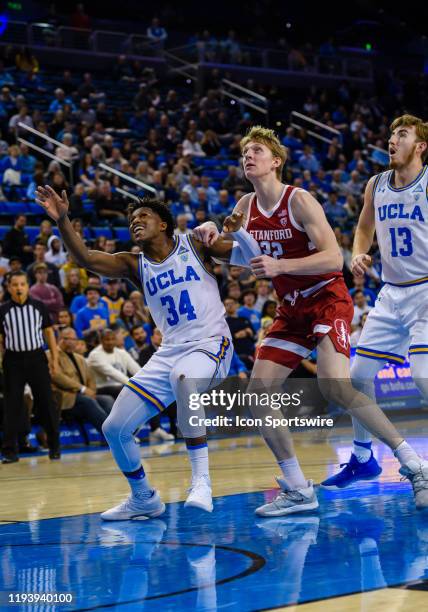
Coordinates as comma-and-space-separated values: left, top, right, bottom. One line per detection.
49, 450, 61, 460
2, 454, 19, 464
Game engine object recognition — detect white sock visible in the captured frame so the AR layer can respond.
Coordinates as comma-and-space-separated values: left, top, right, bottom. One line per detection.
278, 456, 307, 489
353, 440, 372, 463
352, 417, 372, 444
187, 444, 209, 480
394, 441, 422, 467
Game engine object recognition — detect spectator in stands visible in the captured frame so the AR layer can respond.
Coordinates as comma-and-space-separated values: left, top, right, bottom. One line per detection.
18, 144, 36, 175
74, 285, 110, 338
71, 3, 91, 30
298, 145, 320, 173
201, 130, 221, 156
238, 289, 261, 332
323, 191, 348, 224
95, 181, 126, 222
102, 279, 125, 324
174, 214, 191, 235
27, 240, 61, 287
15, 47, 39, 74
146, 17, 168, 48
0, 243, 10, 284
51, 327, 113, 437
29, 263, 64, 323
128, 325, 150, 364
211, 189, 233, 218
49, 88, 76, 113
62, 268, 83, 307
55, 308, 74, 332
45, 236, 67, 267
350, 312, 368, 348
200, 175, 219, 209
349, 275, 377, 307
254, 279, 274, 312
222, 165, 246, 193
2, 214, 33, 265
182, 174, 200, 204
87, 328, 140, 398
351, 290, 372, 330
224, 296, 255, 369
182, 130, 205, 157
77, 73, 101, 100
344, 170, 364, 197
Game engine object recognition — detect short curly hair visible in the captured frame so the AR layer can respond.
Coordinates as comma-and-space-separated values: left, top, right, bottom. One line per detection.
127, 196, 175, 238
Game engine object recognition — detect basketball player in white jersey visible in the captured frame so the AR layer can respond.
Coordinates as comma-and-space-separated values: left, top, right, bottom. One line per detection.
322, 114, 428, 489
35, 186, 249, 520
195, 125, 428, 514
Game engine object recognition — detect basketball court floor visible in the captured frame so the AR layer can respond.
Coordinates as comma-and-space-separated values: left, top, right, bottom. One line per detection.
1, 420, 428, 611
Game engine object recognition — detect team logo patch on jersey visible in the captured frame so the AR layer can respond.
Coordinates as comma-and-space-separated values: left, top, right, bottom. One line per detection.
178, 244, 189, 261
280, 217, 288, 227
334, 318, 349, 350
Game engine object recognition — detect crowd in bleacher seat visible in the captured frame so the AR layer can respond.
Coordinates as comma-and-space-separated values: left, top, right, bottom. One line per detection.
0, 37, 422, 454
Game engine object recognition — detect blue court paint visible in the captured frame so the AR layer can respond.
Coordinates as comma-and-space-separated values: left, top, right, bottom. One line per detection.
0, 482, 427, 610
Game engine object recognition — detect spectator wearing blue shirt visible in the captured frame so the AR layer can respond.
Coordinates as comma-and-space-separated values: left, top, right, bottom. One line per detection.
298, 145, 320, 173
282, 127, 302, 151
146, 17, 168, 48
49, 88, 76, 113
18, 144, 36, 175
237, 289, 261, 332
349, 275, 377, 307
323, 191, 348, 224
74, 285, 110, 338
211, 189, 234, 217
200, 175, 219, 209
171, 190, 195, 223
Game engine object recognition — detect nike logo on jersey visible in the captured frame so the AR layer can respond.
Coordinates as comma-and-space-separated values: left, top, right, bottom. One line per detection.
250, 216, 260, 222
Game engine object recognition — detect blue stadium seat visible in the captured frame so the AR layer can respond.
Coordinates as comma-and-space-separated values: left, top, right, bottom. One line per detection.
0, 225, 10, 240
26, 227, 40, 243
114, 227, 130, 242
92, 227, 113, 238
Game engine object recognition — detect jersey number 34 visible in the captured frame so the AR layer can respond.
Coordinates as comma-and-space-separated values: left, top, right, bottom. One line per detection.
160, 290, 197, 326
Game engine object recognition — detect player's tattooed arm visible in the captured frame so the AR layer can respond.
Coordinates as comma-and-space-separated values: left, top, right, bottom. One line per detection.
351, 175, 377, 277
35, 186, 140, 284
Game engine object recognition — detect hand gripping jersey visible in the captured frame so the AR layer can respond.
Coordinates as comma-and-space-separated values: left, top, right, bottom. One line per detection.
138, 234, 230, 345
373, 166, 428, 286
245, 185, 342, 298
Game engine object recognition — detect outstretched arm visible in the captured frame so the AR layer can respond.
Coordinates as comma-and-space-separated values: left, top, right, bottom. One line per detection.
351, 176, 376, 276
36, 186, 139, 282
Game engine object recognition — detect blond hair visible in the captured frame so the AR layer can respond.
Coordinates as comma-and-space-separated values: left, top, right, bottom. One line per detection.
240, 126, 287, 180
390, 114, 428, 162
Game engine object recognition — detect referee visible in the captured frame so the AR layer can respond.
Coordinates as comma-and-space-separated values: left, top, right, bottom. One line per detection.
0, 271, 60, 463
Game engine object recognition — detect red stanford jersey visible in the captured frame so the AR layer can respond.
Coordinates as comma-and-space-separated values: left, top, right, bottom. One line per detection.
245, 185, 342, 298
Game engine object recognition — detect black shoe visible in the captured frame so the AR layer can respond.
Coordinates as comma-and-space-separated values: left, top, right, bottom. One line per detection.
2, 454, 19, 464
49, 450, 61, 460
19, 444, 39, 454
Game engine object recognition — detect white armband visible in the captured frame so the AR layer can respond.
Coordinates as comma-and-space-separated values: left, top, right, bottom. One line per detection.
230, 227, 261, 268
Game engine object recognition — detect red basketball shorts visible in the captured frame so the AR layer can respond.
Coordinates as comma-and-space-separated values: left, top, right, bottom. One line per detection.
257, 278, 353, 369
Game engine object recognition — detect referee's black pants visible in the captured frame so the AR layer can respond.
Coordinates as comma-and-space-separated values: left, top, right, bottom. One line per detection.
2, 349, 60, 455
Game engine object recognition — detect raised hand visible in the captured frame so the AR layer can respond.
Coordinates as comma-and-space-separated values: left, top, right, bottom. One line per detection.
35, 185, 70, 222
192, 221, 219, 246
223, 211, 244, 233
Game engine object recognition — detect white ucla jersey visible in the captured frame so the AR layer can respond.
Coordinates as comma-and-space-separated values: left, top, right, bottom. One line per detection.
139, 234, 230, 345
373, 165, 428, 285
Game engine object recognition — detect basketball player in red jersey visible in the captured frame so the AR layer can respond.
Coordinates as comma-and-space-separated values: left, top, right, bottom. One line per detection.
195, 126, 428, 515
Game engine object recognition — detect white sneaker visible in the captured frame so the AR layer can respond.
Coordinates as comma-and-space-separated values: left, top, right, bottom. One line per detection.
399, 459, 428, 510
184, 474, 213, 512
255, 478, 319, 517
101, 490, 165, 521
150, 427, 175, 442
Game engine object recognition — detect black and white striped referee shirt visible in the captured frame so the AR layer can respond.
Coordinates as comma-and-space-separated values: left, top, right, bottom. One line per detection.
0, 297, 51, 352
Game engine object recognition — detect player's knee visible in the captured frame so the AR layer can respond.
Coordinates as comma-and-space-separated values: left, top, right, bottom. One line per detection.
101, 415, 116, 440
